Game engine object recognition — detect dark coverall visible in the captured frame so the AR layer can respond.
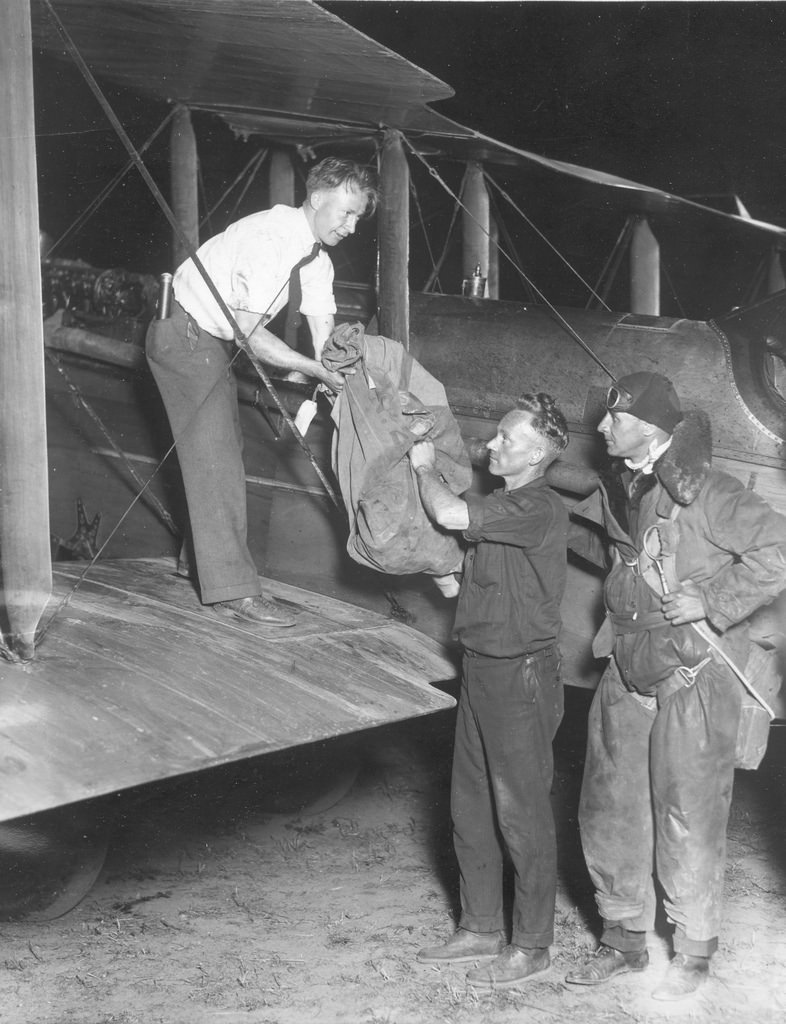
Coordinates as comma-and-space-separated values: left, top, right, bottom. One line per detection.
570, 412, 786, 957
451, 478, 567, 950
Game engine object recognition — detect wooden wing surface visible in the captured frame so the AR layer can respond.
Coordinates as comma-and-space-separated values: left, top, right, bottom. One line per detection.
0, 558, 456, 822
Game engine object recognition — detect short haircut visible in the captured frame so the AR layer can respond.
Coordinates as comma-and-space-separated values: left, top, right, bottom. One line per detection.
515, 392, 569, 457
306, 157, 379, 216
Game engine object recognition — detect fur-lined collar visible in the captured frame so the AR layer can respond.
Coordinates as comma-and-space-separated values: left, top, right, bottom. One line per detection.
651, 410, 712, 505
600, 410, 712, 525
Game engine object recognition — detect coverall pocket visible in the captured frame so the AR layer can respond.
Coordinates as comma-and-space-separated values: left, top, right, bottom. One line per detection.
517, 649, 561, 705
516, 659, 539, 704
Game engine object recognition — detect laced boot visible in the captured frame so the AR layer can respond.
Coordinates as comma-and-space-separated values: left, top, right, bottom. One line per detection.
211, 594, 296, 627
466, 945, 551, 989
565, 944, 649, 986
651, 953, 709, 1001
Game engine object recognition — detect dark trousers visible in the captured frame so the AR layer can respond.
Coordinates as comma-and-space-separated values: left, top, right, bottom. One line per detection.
452, 646, 563, 949
579, 656, 741, 958
146, 303, 261, 604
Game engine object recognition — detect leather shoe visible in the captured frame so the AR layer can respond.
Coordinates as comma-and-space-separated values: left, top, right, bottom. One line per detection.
416, 929, 506, 965
651, 953, 709, 1001
565, 944, 649, 986
467, 945, 551, 989
211, 595, 296, 627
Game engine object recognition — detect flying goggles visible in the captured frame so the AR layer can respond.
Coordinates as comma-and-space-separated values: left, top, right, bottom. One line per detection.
605, 382, 635, 411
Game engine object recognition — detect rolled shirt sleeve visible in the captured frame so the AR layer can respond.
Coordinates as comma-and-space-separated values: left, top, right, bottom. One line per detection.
455, 479, 568, 658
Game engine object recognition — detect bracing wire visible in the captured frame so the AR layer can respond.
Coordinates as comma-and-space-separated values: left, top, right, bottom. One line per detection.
223, 149, 268, 225
45, 350, 181, 537
485, 182, 538, 303
661, 259, 688, 319
200, 148, 268, 229
741, 255, 769, 308
49, 106, 178, 258
400, 133, 616, 380
483, 171, 612, 311
422, 194, 462, 294
410, 177, 441, 291
586, 215, 635, 310
38, 427, 185, 645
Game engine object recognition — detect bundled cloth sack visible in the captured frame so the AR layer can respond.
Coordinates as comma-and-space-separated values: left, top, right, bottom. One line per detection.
323, 322, 472, 583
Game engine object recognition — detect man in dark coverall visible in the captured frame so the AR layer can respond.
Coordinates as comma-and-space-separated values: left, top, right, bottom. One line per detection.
410, 392, 570, 989
566, 372, 786, 1001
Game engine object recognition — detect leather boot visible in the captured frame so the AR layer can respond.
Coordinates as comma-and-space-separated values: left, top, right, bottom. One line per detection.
651, 953, 709, 1001
210, 594, 296, 626
565, 944, 649, 986
466, 945, 551, 989
416, 928, 506, 964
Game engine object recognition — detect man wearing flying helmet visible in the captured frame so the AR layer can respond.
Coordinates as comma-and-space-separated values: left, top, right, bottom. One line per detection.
566, 372, 786, 1000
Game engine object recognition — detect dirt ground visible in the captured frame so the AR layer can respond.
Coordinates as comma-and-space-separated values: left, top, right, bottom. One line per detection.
2, 685, 786, 1024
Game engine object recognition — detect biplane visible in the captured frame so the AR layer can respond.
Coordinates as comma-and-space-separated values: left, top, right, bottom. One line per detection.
1, 0, 784, 918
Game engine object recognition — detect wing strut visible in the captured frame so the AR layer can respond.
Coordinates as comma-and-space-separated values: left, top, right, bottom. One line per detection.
400, 132, 617, 381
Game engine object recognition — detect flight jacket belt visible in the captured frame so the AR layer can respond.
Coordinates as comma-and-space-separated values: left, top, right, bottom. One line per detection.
608, 610, 670, 634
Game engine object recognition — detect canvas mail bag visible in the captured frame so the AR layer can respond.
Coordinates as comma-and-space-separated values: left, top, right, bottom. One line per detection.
323, 322, 473, 577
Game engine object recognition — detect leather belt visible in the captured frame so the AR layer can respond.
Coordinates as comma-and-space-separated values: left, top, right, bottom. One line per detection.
608, 610, 669, 634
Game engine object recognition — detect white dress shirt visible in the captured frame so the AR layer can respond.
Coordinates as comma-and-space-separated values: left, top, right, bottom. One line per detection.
173, 205, 336, 339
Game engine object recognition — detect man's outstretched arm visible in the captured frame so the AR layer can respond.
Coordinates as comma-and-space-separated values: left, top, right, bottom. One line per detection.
234, 310, 345, 392
409, 440, 470, 531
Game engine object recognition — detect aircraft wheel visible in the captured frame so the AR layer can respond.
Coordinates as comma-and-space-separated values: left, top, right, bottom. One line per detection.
0, 805, 111, 921
254, 737, 362, 817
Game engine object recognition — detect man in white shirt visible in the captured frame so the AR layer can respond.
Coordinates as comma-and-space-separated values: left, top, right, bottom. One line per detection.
146, 157, 378, 625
